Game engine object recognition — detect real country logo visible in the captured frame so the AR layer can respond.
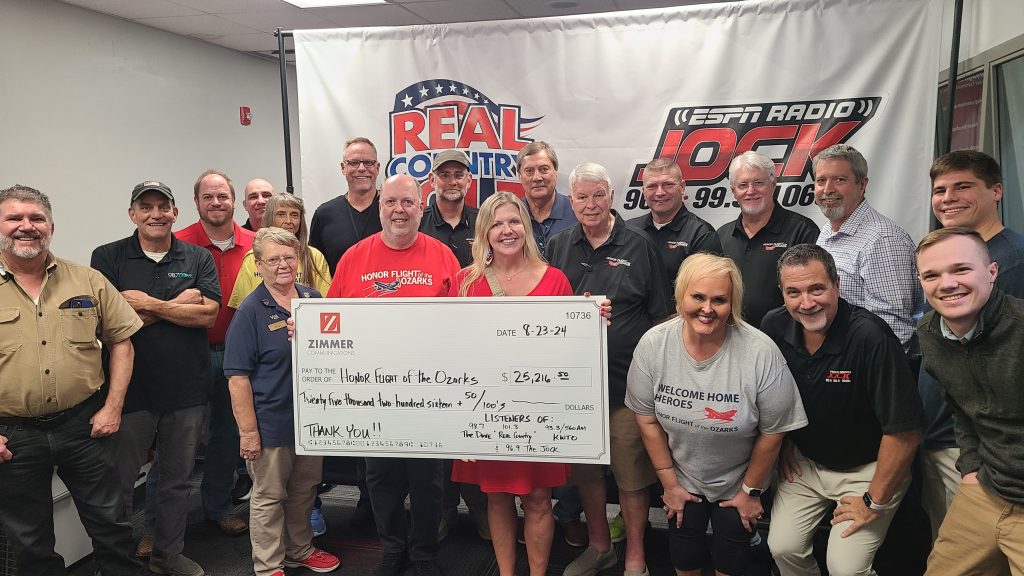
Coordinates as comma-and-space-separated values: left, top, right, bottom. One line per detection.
620, 97, 881, 213
386, 78, 543, 208
319, 312, 341, 334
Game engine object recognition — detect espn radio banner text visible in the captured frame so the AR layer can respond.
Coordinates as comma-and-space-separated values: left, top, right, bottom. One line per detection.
292, 297, 611, 464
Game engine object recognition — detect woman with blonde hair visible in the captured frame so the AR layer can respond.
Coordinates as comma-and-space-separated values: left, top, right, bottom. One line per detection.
449, 191, 572, 576
626, 253, 807, 576
229, 193, 331, 308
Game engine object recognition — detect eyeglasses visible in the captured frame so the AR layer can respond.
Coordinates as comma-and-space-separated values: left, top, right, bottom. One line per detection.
434, 171, 468, 181
733, 180, 770, 192
344, 159, 378, 169
259, 255, 297, 267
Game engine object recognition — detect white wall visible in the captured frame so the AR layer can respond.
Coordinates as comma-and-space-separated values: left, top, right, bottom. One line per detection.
0, 0, 301, 265
940, 0, 1024, 66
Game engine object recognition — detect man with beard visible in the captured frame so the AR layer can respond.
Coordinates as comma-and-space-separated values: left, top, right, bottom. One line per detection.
176, 170, 254, 537
0, 185, 144, 576
419, 150, 478, 268
718, 151, 819, 326
240, 178, 275, 232
762, 244, 922, 576
92, 181, 220, 576
811, 144, 921, 354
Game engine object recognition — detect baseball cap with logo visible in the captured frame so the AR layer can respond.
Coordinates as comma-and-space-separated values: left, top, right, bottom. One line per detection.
431, 149, 471, 172
130, 181, 174, 205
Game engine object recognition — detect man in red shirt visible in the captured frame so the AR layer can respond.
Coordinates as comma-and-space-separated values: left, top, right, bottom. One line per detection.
176, 169, 255, 536
328, 174, 459, 576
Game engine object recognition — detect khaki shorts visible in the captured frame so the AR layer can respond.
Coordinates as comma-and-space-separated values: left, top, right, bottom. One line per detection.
570, 404, 656, 492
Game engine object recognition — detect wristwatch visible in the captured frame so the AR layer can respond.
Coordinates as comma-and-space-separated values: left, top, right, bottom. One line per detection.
862, 491, 896, 511
741, 483, 763, 498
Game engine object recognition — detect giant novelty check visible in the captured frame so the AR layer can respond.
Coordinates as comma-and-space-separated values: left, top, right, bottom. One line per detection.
292, 297, 610, 464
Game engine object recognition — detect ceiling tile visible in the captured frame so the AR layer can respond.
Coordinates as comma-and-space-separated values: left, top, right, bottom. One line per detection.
135, 13, 264, 36
59, 0, 202, 20
401, 0, 520, 24
309, 4, 428, 27
219, 8, 337, 34
505, 0, 617, 19
167, 0, 288, 15
205, 32, 281, 52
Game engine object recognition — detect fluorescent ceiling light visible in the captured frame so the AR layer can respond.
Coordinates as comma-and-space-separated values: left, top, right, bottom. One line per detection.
283, 0, 387, 7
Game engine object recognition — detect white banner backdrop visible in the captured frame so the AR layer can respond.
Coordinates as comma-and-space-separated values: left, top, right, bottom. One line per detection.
294, 0, 943, 240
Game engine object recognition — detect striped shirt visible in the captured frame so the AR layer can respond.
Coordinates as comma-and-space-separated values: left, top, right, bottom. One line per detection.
817, 200, 922, 352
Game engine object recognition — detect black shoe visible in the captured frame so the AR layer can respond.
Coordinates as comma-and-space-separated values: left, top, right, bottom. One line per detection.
374, 550, 408, 576
231, 475, 253, 503
351, 497, 375, 529
413, 560, 441, 576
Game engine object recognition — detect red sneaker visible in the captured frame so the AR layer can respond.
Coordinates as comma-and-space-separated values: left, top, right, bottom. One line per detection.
283, 548, 341, 573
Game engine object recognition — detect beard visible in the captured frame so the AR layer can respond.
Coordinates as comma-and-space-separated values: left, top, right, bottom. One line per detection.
0, 231, 49, 260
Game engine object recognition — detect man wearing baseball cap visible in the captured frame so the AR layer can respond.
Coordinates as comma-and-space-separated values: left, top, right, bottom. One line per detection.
91, 181, 221, 576
419, 149, 479, 268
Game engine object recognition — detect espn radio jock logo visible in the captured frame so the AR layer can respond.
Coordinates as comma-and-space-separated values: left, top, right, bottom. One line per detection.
319, 312, 341, 334
622, 97, 881, 213
386, 78, 543, 207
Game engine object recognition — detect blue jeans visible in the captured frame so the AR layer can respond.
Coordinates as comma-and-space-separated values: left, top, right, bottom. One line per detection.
0, 395, 142, 576
201, 348, 239, 521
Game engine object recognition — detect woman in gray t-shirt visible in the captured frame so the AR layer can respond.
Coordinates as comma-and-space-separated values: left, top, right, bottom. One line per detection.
626, 253, 807, 576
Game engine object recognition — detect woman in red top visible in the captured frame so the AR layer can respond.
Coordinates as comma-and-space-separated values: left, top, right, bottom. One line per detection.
450, 191, 572, 576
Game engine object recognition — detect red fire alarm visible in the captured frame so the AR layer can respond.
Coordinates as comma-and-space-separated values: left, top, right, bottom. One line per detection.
240, 106, 252, 126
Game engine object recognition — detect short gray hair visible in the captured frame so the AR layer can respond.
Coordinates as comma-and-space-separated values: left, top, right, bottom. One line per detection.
812, 144, 868, 183
253, 226, 300, 261
568, 162, 611, 192
0, 185, 53, 222
729, 151, 777, 184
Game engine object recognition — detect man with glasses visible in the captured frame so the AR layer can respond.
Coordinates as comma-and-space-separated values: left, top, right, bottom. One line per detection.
717, 151, 819, 327
310, 137, 384, 275
419, 149, 478, 268
92, 181, 221, 576
517, 141, 578, 255
627, 157, 721, 307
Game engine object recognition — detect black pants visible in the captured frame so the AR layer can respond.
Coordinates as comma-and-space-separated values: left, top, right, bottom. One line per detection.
0, 397, 142, 576
366, 457, 443, 562
669, 496, 752, 576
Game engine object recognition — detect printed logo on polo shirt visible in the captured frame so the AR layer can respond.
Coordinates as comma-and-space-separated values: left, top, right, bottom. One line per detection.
666, 241, 689, 250
825, 370, 852, 383
385, 78, 542, 208
703, 407, 737, 422
320, 312, 341, 334
763, 242, 788, 252
620, 97, 880, 214
167, 272, 194, 279
605, 257, 631, 268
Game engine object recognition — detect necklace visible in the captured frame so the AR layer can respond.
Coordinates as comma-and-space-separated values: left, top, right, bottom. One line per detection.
498, 263, 529, 281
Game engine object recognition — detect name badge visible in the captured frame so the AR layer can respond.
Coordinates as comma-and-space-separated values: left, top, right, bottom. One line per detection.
268, 320, 287, 332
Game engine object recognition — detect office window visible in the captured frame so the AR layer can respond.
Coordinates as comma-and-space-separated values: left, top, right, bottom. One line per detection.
996, 54, 1024, 232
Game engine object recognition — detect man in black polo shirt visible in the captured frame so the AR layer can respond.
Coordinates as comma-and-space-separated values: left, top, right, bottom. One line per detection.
419, 149, 478, 268
91, 181, 221, 576
309, 136, 384, 274
627, 157, 721, 305
718, 151, 819, 326
547, 162, 672, 576
761, 244, 922, 576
